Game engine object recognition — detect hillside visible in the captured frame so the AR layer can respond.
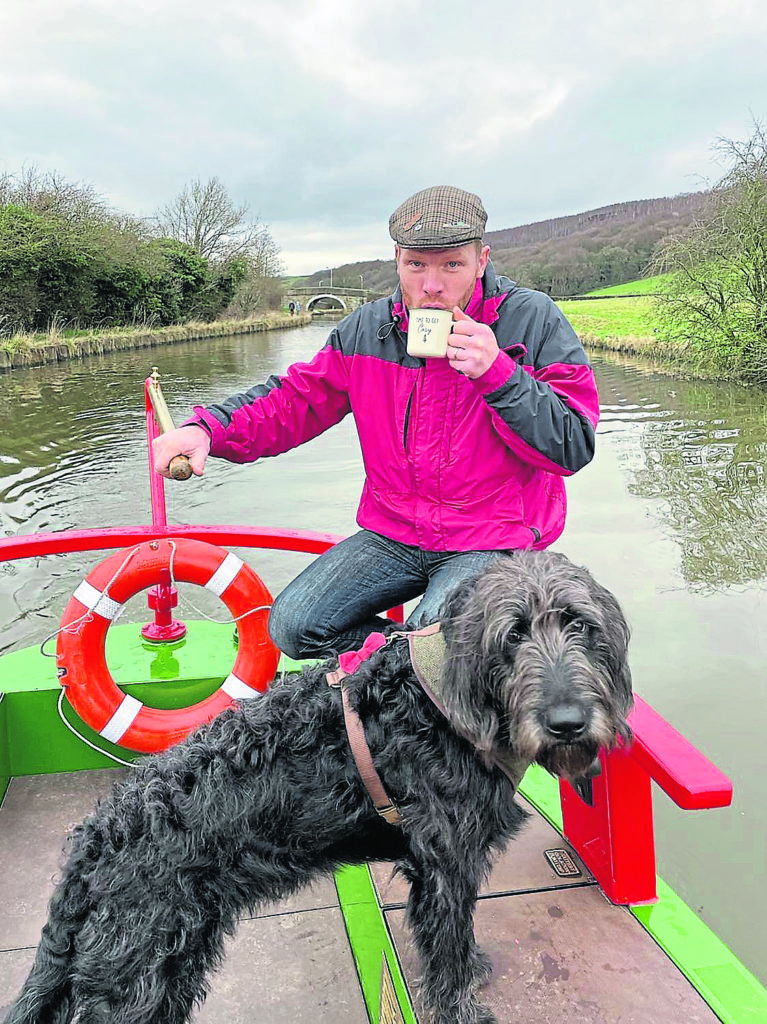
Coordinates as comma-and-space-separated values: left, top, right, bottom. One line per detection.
484, 194, 705, 249
297, 193, 708, 298
298, 259, 396, 296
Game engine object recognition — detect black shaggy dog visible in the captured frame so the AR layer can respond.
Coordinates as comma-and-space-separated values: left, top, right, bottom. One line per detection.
5, 551, 633, 1024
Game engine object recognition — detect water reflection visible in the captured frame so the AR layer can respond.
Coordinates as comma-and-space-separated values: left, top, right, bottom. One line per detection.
593, 355, 767, 590
2, 338, 767, 618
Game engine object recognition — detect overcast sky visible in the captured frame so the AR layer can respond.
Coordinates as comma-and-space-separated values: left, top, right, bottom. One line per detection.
2, 0, 766, 274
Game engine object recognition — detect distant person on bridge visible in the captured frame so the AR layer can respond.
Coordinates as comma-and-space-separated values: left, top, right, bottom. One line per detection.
153, 185, 599, 658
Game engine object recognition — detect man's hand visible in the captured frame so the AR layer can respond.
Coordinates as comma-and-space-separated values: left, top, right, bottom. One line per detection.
152, 425, 211, 479
447, 307, 499, 379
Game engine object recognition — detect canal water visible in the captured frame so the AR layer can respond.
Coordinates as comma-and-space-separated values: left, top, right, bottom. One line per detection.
0, 322, 765, 984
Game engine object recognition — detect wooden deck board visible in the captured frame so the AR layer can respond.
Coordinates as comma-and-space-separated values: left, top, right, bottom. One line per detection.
0, 771, 366, 1023
0, 769, 125, 950
0, 910, 367, 1024
193, 909, 367, 1024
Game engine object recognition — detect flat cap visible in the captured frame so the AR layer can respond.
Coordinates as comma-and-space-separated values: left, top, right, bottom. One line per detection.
389, 185, 487, 249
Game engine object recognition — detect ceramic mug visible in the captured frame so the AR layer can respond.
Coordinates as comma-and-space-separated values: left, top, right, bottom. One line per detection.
406, 308, 453, 358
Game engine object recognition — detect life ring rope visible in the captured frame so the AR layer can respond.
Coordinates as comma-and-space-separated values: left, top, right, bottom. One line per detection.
43, 545, 141, 652
54, 538, 280, 753
43, 542, 271, 658
56, 689, 136, 769
165, 544, 272, 623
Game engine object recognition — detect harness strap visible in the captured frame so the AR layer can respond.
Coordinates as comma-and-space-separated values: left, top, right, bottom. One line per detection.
407, 624, 447, 714
326, 624, 439, 827
327, 622, 528, 827
328, 676, 402, 826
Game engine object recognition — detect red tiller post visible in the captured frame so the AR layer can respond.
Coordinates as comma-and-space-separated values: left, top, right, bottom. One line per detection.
142, 376, 186, 642
559, 695, 733, 905
144, 375, 168, 530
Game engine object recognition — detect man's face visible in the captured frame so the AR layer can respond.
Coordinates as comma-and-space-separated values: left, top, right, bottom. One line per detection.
396, 243, 490, 312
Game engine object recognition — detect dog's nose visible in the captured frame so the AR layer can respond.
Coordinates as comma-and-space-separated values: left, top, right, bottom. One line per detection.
545, 704, 587, 740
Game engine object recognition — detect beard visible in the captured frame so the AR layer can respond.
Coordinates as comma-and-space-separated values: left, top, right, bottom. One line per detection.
399, 278, 478, 313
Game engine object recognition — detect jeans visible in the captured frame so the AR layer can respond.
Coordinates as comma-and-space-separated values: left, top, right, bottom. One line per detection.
268, 529, 511, 659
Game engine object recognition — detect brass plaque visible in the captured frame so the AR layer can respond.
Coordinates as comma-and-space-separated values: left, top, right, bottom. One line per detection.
379, 953, 406, 1024
544, 847, 582, 878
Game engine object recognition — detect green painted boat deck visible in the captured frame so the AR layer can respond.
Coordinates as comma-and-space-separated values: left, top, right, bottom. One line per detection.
1, 622, 765, 1022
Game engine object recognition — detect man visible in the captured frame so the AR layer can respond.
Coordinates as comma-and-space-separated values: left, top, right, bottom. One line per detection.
153, 185, 599, 658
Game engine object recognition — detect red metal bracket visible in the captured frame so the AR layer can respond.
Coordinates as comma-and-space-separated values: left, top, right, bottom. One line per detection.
560, 695, 733, 905
140, 568, 187, 643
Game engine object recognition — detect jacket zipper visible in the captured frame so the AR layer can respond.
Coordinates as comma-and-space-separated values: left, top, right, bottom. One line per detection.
403, 386, 415, 451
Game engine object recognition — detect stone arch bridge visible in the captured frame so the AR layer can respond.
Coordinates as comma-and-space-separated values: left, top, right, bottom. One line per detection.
286, 285, 369, 314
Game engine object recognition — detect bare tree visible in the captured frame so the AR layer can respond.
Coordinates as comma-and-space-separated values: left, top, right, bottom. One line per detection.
652, 120, 767, 380
0, 166, 110, 224
154, 176, 282, 274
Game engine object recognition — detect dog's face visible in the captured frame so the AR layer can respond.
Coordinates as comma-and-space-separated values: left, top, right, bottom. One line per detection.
440, 552, 633, 780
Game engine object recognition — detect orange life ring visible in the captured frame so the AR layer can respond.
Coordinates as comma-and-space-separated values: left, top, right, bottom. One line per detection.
56, 538, 279, 753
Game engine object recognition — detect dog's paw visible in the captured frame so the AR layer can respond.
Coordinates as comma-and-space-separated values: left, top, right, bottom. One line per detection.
423, 997, 498, 1024
457, 1001, 498, 1024
473, 1005, 498, 1024
470, 947, 493, 989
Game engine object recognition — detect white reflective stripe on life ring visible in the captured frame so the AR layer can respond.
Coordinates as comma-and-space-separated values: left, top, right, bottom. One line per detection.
99, 693, 143, 743
221, 673, 260, 700
73, 580, 123, 621
205, 553, 244, 596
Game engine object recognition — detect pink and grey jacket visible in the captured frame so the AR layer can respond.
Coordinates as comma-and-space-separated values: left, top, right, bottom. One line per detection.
188, 264, 599, 552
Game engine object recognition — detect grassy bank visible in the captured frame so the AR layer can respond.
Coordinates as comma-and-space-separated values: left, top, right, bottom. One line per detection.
556, 279, 767, 382
0, 312, 312, 371
557, 295, 657, 345
585, 273, 674, 297
556, 276, 690, 364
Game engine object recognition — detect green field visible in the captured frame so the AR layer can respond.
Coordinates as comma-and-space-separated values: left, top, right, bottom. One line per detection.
584, 273, 673, 297
555, 296, 657, 339
555, 275, 664, 341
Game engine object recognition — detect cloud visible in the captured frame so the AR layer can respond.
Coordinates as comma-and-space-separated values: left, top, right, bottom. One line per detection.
1, 0, 766, 272
275, 220, 393, 276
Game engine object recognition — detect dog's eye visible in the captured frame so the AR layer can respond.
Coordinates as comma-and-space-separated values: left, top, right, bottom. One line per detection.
567, 618, 590, 635
505, 626, 527, 646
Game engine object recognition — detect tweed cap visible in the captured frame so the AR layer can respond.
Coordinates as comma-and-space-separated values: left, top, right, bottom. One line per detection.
389, 185, 487, 249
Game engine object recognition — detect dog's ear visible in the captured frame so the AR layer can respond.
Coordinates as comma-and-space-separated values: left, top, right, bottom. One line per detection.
441, 643, 502, 757
440, 583, 504, 755
592, 580, 634, 728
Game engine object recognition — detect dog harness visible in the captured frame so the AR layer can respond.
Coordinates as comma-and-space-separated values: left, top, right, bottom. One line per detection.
327, 625, 528, 827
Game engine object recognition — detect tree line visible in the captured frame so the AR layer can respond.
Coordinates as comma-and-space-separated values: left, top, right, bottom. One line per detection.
490, 196, 707, 296
0, 172, 283, 334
